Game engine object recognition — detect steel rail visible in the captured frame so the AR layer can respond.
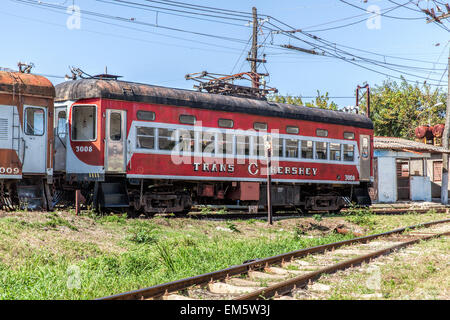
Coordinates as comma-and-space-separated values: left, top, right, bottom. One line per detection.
235, 230, 450, 300
98, 218, 450, 300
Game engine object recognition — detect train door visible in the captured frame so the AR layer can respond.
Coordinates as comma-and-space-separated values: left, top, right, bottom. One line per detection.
359, 134, 370, 181
22, 106, 46, 174
54, 106, 67, 171
105, 109, 126, 173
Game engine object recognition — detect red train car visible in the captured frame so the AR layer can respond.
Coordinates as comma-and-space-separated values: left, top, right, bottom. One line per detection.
54, 78, 373, 216
0, 70, 55, 209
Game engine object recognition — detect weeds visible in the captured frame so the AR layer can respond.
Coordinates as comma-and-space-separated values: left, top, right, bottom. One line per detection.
344, 205, 376, 228
226, 222, 241, 233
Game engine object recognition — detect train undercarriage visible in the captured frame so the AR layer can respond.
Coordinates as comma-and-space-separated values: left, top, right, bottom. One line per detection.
65, 178, 371, 217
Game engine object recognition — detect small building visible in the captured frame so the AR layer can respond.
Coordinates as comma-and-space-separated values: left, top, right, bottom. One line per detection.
372, 137, 450, 203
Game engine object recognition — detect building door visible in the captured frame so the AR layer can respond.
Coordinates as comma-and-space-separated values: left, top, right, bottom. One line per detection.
105, 109, 126, 173
396, 160, 410, 201
22, 106, 46, 174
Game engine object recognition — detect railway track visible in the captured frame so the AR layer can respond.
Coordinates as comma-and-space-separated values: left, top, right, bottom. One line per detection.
99, 218, 450, 300
157, 207, 449, 220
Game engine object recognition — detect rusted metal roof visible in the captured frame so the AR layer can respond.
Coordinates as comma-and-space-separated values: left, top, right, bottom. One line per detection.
374, 136, 450, 153
0, 71, 55, 98
55, 79, 373, 129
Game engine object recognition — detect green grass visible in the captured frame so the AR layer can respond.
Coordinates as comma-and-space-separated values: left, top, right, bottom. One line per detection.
0, 209, 448, 300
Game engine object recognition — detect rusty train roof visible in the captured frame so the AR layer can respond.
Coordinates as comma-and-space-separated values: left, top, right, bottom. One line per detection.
0, 71, 55, 98
55, 79, 373, 130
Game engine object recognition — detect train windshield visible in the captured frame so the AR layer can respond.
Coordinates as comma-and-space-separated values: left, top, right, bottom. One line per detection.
25, 107, 45, 136
72, 105, 96, 141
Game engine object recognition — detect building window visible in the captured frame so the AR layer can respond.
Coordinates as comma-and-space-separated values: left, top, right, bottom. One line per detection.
301, 140, 313, 159
286, 126, 299, 134
330, 143, 341, 161
218, 119, 234, 128
179, 114, 196, 125
343, 144, 354, 161
315, 142, 328, 160
136, 127, 155, 149
254, 122, 268, 131
344, 132, 355, 140
316, 129, 328, 137
137, 110, 155, 121
285, 139, 299, 158
25, 107, 45, 136
158, 128, 176, 150
72, 105, 96, 141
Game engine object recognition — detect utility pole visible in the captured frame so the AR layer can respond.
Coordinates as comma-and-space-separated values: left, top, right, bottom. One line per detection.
441, 50, 450, 205
246, 7, 267, 89
251, 7, 258, 76
264, 136, 273, 225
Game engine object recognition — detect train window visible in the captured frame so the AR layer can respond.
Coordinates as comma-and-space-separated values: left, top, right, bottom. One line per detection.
344, 144, 354, 161
253, 135, 265, 157
202, 131, 215, 155
316, 129, 328, 137
254, 122, 268, 131
24, 107, 45, 136
136, 127, 155, 149
179, 114, 196, 125
158, 128, 176, 151
178, 129, 195, 153
218, 133, 233, 155
236, 135, 250, 156
362, 137, 369, 158
330, 143, 341, 161
57, 110, 67, 138
344, 132, 355, 140
272, 138, 284, 157
137, 110, 155, 121
301, 141, 313, 159
286, 126, 299, 134
218, 119, 234, 128
72, 106, 96, 141
285, 139, 299, 158
315, 142, 328, 160
110, 112, 122, 141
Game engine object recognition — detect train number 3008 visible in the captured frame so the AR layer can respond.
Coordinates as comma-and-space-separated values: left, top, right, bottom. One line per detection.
344, 175, 356, 181
75, 146, 93, 152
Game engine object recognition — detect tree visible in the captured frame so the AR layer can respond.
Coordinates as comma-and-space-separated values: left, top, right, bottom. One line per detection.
268, 90, 338, 110
367, 78, 447, 138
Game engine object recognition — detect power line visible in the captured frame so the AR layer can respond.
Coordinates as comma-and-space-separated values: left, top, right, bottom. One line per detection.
339, 0, 425, 20
265, 19, 448, 86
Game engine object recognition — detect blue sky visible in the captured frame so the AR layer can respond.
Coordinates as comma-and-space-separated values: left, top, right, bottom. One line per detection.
0, 0, 448, 108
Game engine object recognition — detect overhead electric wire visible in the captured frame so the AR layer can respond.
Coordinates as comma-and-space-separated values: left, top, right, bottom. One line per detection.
96, 0, 251, 28
264, 19, 448, 86
98, 0, 251, 23
13, 0, 250, 44
142, 0, 254, 18
339, 0, 425, 20
1, 6, 245, 56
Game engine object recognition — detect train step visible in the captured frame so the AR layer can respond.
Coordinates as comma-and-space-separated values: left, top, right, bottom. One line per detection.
17, 184, 45, 210
99, 182, 130, 208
